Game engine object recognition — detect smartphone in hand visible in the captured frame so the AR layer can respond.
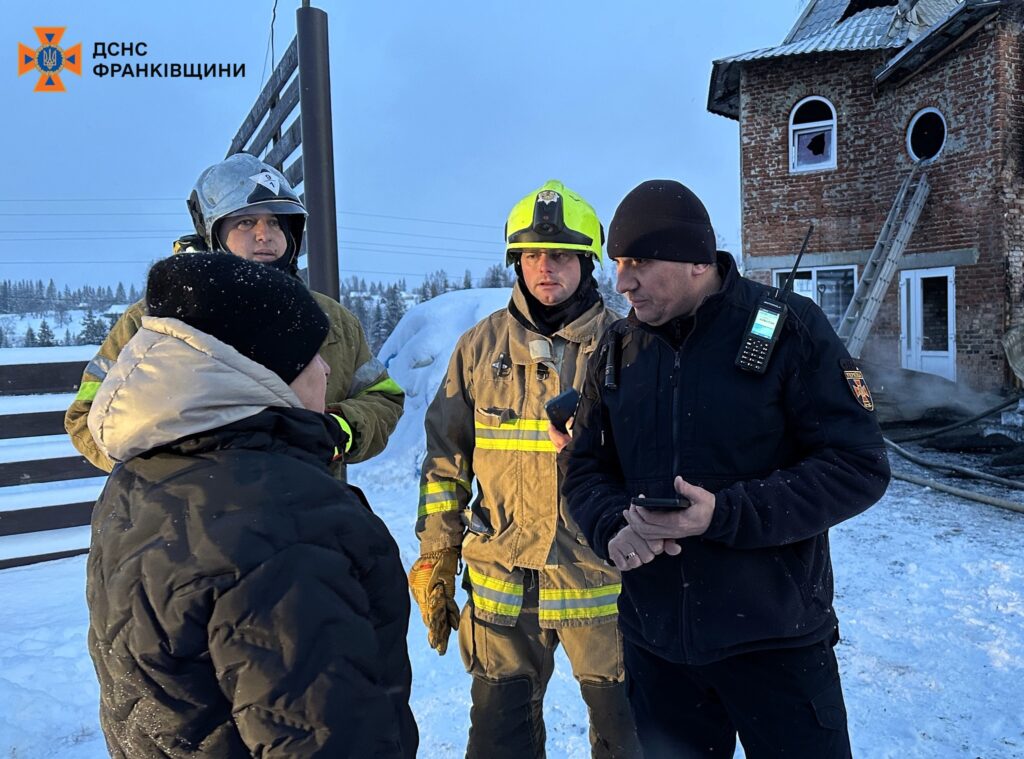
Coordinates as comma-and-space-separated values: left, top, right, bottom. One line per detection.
545, 388, 580, 434
630, 496, 691, 511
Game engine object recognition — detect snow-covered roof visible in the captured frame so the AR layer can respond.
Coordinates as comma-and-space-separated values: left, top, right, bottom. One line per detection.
707, 0, 985, 119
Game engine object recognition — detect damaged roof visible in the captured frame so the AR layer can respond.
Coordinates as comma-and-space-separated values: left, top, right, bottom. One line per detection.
707, 0, 995, 119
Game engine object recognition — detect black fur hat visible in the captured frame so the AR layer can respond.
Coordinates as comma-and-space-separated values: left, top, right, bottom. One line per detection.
146, 253, 329, 384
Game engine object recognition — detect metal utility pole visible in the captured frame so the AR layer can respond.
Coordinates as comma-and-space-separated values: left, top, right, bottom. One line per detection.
297, 1, 340, 299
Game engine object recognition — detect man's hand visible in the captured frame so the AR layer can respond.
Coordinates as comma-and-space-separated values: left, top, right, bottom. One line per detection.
623, 476, 716, 543
607, 524, 681, 571
547, 420, 573, 452
407, 548, 460, 655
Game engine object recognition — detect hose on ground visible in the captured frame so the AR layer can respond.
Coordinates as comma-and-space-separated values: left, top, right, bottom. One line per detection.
891, 470, 1024, 514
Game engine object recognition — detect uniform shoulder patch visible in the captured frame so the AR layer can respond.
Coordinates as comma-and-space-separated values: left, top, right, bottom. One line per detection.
840, 358, 874, 411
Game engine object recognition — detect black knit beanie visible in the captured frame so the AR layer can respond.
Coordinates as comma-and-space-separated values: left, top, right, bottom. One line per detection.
608, 180, 716, 263
146, 252, 329, 384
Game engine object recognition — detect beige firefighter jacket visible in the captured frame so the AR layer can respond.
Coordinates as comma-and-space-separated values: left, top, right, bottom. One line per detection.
66, 290, 404, 477
418, 283, 621, 629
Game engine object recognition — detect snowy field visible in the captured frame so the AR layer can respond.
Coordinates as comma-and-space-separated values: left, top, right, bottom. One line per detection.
1, 289, 1022, 758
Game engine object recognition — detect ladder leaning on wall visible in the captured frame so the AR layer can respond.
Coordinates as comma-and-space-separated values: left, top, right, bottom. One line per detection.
837, 168, 930, 358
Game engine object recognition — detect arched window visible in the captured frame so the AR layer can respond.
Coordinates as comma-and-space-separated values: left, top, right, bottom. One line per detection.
907, 108, 946, 163
789, 96, 837, 173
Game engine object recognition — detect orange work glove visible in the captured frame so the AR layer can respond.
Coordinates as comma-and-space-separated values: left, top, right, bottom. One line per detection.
408, 548, 461, 655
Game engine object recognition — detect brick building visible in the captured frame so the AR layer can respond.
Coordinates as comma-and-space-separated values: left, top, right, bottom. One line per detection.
709, 0, 1024, 391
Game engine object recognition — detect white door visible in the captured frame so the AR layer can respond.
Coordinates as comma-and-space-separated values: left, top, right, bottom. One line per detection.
899, 266, 956, 381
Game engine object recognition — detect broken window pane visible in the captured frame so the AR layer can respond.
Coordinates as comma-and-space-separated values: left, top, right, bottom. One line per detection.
796, 128, 832, 166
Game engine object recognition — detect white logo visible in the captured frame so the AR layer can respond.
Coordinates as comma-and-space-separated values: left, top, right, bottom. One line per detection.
250, 171, 280, 195
537, 190, 560, 204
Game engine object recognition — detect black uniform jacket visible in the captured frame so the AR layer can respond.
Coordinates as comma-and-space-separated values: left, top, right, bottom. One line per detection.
564, 253, 890, 665
86, 315, 419, 759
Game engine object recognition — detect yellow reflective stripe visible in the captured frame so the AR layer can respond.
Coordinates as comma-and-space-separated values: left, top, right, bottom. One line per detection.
539, 583, 622, 601
356, 377, 404, 397
420, 480, 471, 496
468, 566, 523, 595
474, 417, 556, 453
468, 566, 524, 617
473, 592, 523, 617
74, 381, 101, 402
329, 414, 354, 454
538, 583, 621, 622
418, 500, 459, 517
418, 480, 469, 518
476, 438, 557, 452
538, 602, 620, 622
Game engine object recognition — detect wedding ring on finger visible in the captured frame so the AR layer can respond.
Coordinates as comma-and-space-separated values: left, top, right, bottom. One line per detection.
624, 551, 638, 560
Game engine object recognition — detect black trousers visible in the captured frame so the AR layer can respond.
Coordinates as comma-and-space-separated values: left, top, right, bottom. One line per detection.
623, 635, 852, 759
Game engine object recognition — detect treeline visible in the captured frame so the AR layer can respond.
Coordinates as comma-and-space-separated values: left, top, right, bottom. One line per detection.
1, 262, 626, 351
338, 265, 516, 353
6, 311, 116, 349
0, 278, 139, 316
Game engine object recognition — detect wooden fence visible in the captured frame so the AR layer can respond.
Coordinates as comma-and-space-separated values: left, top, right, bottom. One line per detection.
0, 349, 103, 569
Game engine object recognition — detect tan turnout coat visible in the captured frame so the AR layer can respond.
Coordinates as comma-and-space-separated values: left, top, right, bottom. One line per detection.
418, 284, 622, 628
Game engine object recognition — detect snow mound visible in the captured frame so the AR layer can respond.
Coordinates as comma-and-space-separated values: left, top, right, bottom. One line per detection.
351, 288, 510, 488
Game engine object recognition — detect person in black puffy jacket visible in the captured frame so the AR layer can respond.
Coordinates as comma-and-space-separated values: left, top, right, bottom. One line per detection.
85, 252, 417, 758
564, 180, 890, 759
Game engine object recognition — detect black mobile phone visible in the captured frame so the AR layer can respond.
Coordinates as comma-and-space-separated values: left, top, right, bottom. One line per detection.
630, 496, 692, 511
544, 388, 580, 433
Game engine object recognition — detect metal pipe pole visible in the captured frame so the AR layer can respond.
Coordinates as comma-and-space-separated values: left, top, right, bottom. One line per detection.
296, 2, 339, 299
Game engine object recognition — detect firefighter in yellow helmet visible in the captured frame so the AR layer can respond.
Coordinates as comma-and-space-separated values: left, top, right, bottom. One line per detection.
409, 181, 641, 758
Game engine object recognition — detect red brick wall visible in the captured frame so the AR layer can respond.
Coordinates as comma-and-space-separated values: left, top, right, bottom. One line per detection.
736, 9, 1023, 390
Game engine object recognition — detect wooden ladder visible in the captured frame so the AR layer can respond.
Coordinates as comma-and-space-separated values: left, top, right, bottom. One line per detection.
838, 168, 930, 357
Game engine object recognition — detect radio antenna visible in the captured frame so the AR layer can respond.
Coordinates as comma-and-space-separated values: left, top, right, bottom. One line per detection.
779, 224, 814, 297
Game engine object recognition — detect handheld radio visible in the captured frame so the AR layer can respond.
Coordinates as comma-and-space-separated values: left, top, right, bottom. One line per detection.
735, 224, 814, 374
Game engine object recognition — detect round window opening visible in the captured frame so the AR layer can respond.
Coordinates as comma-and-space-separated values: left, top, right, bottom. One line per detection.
907, 109, 946, 162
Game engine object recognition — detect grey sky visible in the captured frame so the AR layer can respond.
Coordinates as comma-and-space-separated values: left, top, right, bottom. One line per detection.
3, 1, 794, 290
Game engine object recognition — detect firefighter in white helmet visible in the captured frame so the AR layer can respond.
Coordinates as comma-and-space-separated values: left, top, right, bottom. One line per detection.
65, 153, 404, 478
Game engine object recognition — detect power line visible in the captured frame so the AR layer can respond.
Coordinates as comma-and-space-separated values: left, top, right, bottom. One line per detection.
339, 211, 498, 230
0, 225, 491, 244
0, 204, 501, 230
0, 197, 179, 203
0, 228, 498, 247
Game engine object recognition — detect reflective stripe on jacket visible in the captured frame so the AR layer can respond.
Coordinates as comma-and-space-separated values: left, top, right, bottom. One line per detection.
418, 283, 621, 628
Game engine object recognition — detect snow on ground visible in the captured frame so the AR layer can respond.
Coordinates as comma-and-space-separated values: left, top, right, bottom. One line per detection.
0, 344, 97, 365
1, 290, 1023, 758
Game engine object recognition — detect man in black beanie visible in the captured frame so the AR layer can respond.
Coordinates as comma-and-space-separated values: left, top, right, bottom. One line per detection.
85, 253, 418, 758
564, 180, 890, 758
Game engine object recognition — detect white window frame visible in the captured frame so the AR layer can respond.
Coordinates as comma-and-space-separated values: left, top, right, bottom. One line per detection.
906, 107, 947, 163
773, 264, 857, 329
788, 96, 838, 174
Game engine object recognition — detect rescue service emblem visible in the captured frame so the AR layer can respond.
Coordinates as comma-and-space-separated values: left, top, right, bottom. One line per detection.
250, 171, 280, 194
536, 190, 560, 204
840, 359, 874, 411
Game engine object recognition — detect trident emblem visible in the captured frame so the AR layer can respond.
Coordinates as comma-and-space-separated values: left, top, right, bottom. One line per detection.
41, 48, 58, 70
